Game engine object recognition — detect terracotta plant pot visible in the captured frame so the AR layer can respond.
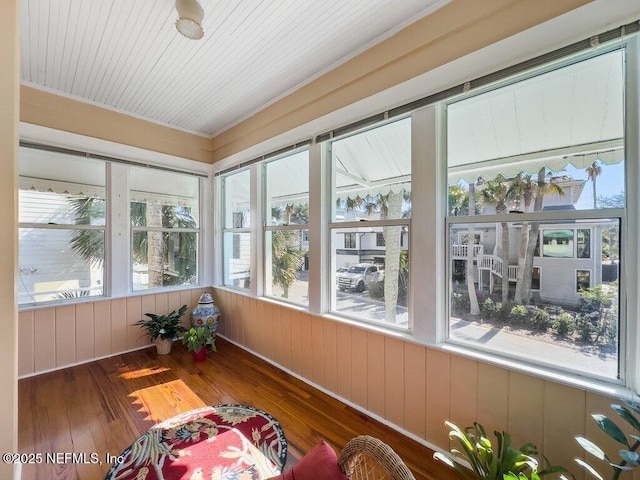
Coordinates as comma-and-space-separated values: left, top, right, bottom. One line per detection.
192, 346, 207, 362
155, 338, 173, 355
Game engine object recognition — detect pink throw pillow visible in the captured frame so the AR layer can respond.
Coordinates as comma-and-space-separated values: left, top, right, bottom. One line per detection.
271, 440, 348, 480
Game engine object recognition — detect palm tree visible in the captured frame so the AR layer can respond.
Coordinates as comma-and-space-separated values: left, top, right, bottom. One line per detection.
70, 198, 198, 289
68, 196, 105, 267
586, 161, 602, 209
518, 168, 564, 304
466, 181, 480, 316
336, 189, 409, 323
480, 175, 511, 302
271, 229, 306, 298
509, 172, 536, 304
448, 184, 469, 216
270, 203, 309, 298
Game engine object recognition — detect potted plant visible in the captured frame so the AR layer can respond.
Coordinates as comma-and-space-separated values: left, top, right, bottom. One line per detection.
182, 326, 215, 361
574, 400, 640, 479
135, 304, 188, 354
433, 421, 572, 480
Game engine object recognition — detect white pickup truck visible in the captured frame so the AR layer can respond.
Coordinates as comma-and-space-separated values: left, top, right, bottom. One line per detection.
337, 263, 382, 292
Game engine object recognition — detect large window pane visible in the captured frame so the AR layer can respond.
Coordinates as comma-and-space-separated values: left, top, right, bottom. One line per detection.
265, 151, 309, 226
224, 169, 250, 229
130, 167, 200, 291
223, 232, 251, 289
18, 228, 104, 303
448, 50, 625, 214
329, 118, 411, 327
448, 219, 619, 379
264, 151, 309, 305
19, 147, 106, 304
446, 49, 624, 381
331, 226, 409, 326
265, 229, 309, 305
132, 231, 197, 290
332, 117, 412, 222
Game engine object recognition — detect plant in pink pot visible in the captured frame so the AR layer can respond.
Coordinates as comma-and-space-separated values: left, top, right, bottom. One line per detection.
182, 326, 215, 362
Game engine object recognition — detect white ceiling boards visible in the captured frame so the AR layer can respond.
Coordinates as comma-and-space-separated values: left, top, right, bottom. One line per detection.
20, 0, 448, 137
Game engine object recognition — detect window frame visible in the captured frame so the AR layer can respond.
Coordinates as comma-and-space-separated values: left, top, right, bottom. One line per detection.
327, 116, 412, 329
262, 148, 310, 306
129, 166, 201, 293
221, 168, 253, 291
443, 43, 629, 384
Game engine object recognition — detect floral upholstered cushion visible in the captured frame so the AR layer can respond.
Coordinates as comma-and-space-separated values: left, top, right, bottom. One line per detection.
269, 440, 348, 480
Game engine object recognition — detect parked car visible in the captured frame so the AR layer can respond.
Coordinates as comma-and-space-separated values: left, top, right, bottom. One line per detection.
337, 263, 382, 292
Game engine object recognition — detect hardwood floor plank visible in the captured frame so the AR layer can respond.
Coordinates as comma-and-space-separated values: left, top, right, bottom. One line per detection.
18, 337, 452, 480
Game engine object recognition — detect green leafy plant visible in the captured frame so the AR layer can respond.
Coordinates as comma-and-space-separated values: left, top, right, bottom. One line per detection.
182, 326, 216, 352
575, 400, 640, 479
135, 305, 188, 341
433, 421, 572, 480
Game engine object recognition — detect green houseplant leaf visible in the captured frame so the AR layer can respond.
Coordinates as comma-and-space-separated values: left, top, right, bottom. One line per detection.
135, 304, 188, 341
592, 414, 629, 446
575, 401, 640, 480
181, 326, 215, 352
435, 421, 571, 480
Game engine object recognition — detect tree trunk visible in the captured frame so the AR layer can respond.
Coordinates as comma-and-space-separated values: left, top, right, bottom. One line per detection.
500, 222, 510, 303
466, 183, 480, 316
513, 222, 529, 303
146, 203, 164, 288
383, 191, 403, 323
521, 168, 546, 302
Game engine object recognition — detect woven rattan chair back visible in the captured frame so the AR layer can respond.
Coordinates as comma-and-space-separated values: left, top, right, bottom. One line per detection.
338, 435, 417, 480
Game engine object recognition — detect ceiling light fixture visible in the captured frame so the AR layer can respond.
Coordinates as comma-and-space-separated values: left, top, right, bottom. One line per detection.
175, 0, 204, 40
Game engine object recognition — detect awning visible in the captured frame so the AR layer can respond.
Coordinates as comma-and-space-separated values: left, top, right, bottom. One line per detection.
447, 49, 625, 184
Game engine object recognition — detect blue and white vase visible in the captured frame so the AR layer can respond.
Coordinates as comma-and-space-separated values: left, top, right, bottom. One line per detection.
191, 292, 220, 332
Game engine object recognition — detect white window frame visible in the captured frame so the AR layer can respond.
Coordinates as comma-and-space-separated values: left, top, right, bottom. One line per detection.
129, 171, 201, 293
442, 42, 634, 387
262, 148, 310, 306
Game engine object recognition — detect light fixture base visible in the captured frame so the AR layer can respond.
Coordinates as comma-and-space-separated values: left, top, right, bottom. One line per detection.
175, 0, 204, 40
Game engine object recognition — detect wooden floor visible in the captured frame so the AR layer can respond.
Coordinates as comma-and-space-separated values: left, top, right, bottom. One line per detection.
18, 337, 453, 480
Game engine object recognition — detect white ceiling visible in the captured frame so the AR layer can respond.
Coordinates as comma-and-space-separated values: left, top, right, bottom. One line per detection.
20, 0, 448, 138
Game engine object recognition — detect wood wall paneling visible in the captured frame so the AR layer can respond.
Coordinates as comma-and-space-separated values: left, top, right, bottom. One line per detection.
448, 354, 478, 430
298, 312, 313, 380
384, 337, 405, 428
322, 319, 338, 393
424, 348, 451, 447
543, 382, 586, 476
75, 302, 95, 362
366, 331, 385, 418
18, 310, 34, 376
110, 298, 127, 353
290, 310, 303, 375
403, 341, 426, 439
350, 327, 368, 408
280, 306, 292, 371
32, 308, 53, 371
506, 371, 545, 452
335, 323, 352, 400
476, 363, 509, 439
93, 300, 112, 358
55, 305, 76, 367
310, 315, 325, 386
126, 296, 143, 350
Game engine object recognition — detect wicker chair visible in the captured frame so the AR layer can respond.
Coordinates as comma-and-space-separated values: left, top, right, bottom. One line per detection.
338, 435, 417, 480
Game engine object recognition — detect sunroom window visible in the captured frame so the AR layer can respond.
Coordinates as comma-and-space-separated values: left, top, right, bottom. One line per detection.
329, 117, 411, 327
446, 48, 625, 381
130, 166, 200, 291
18, 146, 106, 304
264, 150, 310, 305
222, 169, 251, 289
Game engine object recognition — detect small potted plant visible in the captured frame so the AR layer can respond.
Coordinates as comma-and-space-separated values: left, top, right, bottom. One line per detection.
135, 305, 188, 354
182, 326, 215, 361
